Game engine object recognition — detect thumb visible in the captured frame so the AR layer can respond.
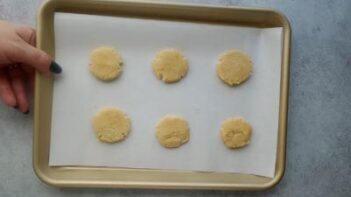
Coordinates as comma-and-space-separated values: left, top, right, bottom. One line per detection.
7, 42, 62, 75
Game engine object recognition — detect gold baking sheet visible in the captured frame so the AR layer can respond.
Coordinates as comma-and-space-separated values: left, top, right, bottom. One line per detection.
34, 0, 290, 190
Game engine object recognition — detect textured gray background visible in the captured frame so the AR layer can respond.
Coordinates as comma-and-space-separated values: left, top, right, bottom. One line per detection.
0, 0, 350, 196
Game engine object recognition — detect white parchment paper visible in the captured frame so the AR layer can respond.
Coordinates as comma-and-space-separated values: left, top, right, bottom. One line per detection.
49, 13, 282, 178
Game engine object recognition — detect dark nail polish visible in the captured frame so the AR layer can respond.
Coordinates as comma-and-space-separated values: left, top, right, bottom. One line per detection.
49, 61, 62, 74
13, 105, 18, 109
24, 110, 30, 115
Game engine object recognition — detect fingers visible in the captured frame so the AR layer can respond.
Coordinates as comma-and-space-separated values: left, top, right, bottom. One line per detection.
5, 41, 60, 76
0, 23, 63, 76
15, 24, 36, 46
21, 43, 62, 75
21, 64, 34, 92
8, 66, 29, 113
0, 65, 32, 113
15, 25, 62, 75
0, 68, 17, 107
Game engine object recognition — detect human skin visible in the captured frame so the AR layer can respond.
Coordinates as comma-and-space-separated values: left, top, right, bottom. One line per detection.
0, 20, 62, 113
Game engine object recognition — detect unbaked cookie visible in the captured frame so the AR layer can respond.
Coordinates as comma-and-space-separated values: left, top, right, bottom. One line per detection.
151, 48, 188, 83
216, 50, 252, 85
92, 107, 130, 143
220, 117, 252, 149
89, 46, 123, 81
155, 115, 189, 148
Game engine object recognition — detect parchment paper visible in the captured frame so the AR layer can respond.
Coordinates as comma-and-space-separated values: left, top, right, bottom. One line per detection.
49, 13, 282, 178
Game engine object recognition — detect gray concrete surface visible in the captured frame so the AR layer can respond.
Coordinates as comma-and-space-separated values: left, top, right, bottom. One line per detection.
0, 0, 350, 196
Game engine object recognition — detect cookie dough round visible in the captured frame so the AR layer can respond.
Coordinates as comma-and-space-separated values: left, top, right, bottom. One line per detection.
216, 50, 252, 85
155, 115, 189, 148
89, 46, 123, 81
220, 117, 252, 149
151, 48, 188, 83
92, 107, 130, 143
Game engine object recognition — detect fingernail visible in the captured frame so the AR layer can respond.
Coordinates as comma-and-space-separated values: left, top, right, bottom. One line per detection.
49, 61, 62, 74
13, 105, 18, 109
24, 110, 30, 115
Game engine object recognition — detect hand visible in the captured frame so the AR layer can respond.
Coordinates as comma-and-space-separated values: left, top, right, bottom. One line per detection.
0, 20, 62, 113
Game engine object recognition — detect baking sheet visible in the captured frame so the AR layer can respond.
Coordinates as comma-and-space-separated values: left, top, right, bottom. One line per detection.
49, 13, 282, 178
